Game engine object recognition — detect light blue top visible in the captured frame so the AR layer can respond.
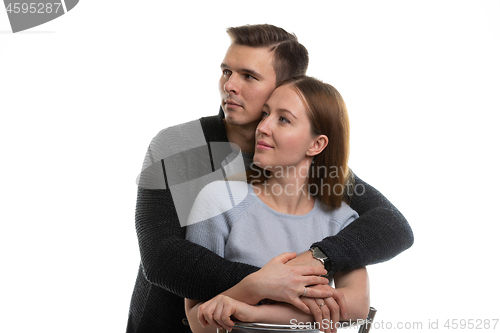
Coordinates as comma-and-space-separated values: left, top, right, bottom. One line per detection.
186, 181, 359, 268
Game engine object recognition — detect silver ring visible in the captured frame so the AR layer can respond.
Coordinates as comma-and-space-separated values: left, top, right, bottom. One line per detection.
302, 287, 307, 297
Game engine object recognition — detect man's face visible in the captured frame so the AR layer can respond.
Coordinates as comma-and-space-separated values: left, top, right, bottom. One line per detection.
219, 44, 277, 128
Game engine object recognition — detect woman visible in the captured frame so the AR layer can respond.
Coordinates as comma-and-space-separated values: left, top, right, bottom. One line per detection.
185, 76, 370, 333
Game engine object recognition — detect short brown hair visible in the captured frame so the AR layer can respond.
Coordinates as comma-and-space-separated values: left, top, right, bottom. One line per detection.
226, 24, 308, 84
282, 76, 352, 208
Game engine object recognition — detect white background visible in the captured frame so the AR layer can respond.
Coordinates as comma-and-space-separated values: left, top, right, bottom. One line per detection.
1, 1, 499, 332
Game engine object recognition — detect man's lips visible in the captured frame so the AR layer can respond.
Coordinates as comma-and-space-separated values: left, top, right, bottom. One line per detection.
225, 100, 242, 108
256, 140, 273, 149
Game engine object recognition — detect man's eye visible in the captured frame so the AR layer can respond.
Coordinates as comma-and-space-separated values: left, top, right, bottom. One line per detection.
279, 116, 290, 124
223, 69, 231, 76
245, 74, 256, 80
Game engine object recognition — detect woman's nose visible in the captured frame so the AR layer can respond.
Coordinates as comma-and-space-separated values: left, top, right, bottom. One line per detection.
256, 117, 271, 135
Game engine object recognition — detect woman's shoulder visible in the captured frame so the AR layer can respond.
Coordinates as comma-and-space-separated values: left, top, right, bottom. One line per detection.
198, 180, 250, 200
187, 180, 253, 226
317, 200, 359, 227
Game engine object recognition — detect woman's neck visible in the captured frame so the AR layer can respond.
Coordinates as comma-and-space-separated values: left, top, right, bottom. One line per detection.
254, 163, 315, 215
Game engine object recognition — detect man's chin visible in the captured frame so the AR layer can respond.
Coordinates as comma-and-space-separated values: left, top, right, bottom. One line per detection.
225, 117, 260, 128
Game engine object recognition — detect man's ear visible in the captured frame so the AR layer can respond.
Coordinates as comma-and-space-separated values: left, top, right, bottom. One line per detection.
306, 135, 328, 157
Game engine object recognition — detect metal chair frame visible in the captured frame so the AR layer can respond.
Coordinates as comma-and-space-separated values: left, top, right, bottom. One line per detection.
218, 307, 377, 333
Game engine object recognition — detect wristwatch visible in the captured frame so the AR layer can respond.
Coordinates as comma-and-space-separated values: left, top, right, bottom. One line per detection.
309, 247, 331, 272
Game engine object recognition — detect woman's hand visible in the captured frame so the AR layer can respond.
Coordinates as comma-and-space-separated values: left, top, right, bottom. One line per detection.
300, 287, 347, 333
243, 252, 331, 311
198, 295, 255, 332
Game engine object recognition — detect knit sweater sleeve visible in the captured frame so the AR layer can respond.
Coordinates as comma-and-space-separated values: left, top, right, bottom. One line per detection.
312, 171, 414, 274
135, 187, 258, 301
135, 121, 258, 302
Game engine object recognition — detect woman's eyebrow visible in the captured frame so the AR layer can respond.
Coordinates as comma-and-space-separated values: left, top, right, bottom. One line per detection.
278, 108, 297, 119
263, 104, 297, 119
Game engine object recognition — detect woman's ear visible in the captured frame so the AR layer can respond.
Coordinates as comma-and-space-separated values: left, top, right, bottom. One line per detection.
307, 135, 328, 157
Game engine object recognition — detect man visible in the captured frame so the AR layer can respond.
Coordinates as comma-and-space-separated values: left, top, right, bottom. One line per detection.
127, 24, 413, 332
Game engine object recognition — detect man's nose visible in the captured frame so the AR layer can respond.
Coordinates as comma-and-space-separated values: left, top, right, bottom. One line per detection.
224, 74, 239, 94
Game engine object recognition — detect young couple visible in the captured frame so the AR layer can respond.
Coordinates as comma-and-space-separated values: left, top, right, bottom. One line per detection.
127, 24, 413, 333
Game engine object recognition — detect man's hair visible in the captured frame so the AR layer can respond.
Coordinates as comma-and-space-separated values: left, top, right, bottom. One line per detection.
226, 24, 309, 84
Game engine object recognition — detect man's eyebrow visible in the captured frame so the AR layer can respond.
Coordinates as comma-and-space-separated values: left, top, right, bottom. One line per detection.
241, 68, 261, 79
220, 63, 261, 79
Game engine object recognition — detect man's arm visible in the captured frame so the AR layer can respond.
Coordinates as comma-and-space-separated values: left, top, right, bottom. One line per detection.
135, 186, 258, 301
136, 187, 332, 303
312, 171, 414, 274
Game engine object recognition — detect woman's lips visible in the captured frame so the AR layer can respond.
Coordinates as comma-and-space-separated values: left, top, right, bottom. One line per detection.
256, 140, 273, 149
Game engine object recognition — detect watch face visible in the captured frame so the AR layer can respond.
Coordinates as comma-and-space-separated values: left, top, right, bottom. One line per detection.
313, 247, 327, 260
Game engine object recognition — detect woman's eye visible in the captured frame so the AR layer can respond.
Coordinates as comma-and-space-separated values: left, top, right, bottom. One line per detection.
262, 111, 269, 118
279, 116, 290, 124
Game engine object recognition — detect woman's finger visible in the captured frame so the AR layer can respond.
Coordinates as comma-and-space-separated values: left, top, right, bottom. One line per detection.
302, 297, 323, 329
290, 296, 311, 314
211, 299, 226, 330
290, 264, 328, 277
303, 284, 334, 298
197, 301, 214, 327
330, 289, 348, 319
219, 302, 236, 331
197, 304, 209, 327
324, 297, 340, 333
201, 298, 223, 329
316, 298, 331, 333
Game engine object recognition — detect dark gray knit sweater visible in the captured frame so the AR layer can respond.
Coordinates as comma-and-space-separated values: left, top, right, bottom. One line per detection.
126, 109, 414, 332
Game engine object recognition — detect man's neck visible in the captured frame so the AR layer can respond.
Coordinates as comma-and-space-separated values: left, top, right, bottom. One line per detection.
224, 120, 257, 154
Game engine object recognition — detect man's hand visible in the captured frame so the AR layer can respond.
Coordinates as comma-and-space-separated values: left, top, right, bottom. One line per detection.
243, 252, 331, 313
285, 249, 324, 269
301, 287, 347, 333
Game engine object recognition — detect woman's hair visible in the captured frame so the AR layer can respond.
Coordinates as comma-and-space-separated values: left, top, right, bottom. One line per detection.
250, 75, 353, 208
226, 24, 309, 84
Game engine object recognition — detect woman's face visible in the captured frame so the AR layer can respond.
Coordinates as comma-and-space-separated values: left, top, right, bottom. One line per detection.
254, 84, 320, 173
